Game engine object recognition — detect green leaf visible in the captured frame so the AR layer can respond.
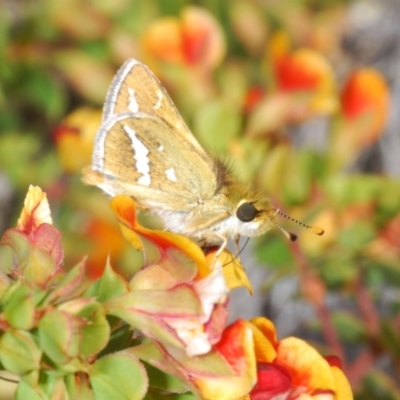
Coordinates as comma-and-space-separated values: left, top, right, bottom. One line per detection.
47, 258, 87, 304
89, 352, 148, 400
376, 262, 400, 287
3, 282, 36, 330
105, 286, 202, 318
331, 311, 366, 343
17, 373, 70, 400
145, 362, 188, 393
17, 65, 67, 121
84, 258, 128, 302
16, 380, 44, 400
0, 270, 11, 297
129, 340, 232, 378
78, 301, 110, 357
381, 319, 400, 358
129, 248, 197, 292
256, 236, 294, 269
338, 221, 376, 251
283, 151, 313, 205
64, 373, 95, 400
0, 330, 41, 375
38, 310, 81, 365
99, 324, 135, 358
193, 99, 242, 153
104, 287, 202, 349
360, 369, 400, 400
319, 256, 357, 288
127, 341, 181, 378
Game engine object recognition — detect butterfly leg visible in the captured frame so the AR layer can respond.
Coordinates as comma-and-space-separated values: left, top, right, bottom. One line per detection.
234, 235, 240, 255
206, 232, 229, 269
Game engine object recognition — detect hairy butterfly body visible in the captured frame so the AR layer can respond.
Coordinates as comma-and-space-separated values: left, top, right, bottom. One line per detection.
83, 59, 323, 255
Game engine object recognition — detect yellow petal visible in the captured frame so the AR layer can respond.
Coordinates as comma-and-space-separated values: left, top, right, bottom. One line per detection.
17, 185, 52, 232
331, 366, 353, 400
248, 317, 278, 362
276, 337, 336, 392
206, 250, 253, 294
110, 195, 211, 278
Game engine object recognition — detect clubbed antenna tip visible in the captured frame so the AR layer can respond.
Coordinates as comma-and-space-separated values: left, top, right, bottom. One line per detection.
310, 226, 324, 236
289, 232, 297, 241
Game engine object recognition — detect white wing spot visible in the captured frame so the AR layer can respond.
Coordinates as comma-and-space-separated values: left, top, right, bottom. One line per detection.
158, 145, 164, 152
128, 88, 139, 113
165, 168, 177, 182
123, 125, 151, 186
154, 90, 163, 110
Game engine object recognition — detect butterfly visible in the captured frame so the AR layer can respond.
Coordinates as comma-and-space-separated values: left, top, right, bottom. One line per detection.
83, 59, 323, 257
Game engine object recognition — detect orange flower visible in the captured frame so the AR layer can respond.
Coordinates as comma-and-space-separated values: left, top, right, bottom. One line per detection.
247, 317, 353, 400
268, 31, 337, 116
340, 69, 389, 146
328, 68, 389, 170
83, 217, 126, 280
53, 107, 102, 173
110, 194, 210, 277
141, 6, 225, 70
107, 195, 232, 356
110, 195, 251, 290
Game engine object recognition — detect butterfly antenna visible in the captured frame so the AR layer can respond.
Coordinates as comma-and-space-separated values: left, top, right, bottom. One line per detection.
268, 213, 298, 241
275, 209, 324, 236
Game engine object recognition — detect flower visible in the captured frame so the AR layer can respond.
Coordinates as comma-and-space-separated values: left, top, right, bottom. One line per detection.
1, 186, 64, 286
106, 195, 231, 357
247, 317, 353, 400
329, 68, 389, 169
53, 107, 102, 173
141, 6, 225, 71
269, 30, 338, 116
131, 319, 258, 400
340, 68, 389, 146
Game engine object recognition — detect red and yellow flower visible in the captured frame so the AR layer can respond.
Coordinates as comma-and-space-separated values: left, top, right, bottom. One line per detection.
53, 107, 102, 173
141, 6, 225, 71
269, 30, 338, 117
247, 317, 353, 400
106, 195, 238, 357
1, 186, 64, 286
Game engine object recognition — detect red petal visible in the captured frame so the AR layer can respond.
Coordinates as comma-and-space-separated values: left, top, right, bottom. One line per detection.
250, 362, 292, 400
324, 355, 342, 369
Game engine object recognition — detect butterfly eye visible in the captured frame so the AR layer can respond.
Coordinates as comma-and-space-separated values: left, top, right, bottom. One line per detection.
236, 202, 258, 222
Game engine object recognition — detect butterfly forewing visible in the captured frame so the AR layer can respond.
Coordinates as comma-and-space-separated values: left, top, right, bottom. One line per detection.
102, 59, 205, 153
87, 109, 218, 210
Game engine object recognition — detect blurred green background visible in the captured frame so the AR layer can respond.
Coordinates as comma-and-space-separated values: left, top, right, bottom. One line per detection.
1, 0, 400, 398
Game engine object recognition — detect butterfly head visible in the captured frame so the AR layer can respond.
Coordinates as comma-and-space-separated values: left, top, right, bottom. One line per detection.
233, 197, 281, 238
234, 197, 323, 241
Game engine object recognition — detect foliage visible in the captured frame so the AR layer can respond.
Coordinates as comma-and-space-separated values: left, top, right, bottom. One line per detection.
0, 0, 399, 398
0, 186, 352, 399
